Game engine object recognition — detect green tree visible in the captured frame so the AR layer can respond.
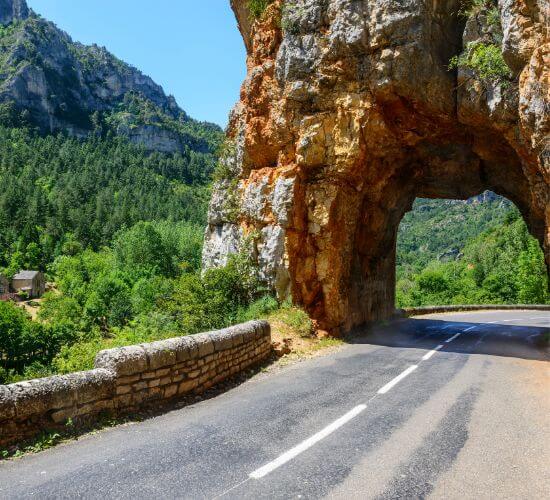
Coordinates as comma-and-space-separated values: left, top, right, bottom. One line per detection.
517, 240, 548, 303
113, 222, 175, 278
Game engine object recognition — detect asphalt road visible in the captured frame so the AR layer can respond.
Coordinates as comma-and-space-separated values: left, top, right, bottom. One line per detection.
0, 310, 548, 499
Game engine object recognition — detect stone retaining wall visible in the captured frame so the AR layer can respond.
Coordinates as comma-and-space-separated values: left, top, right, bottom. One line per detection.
402, 305, 550, 316
0, 321, 271, 448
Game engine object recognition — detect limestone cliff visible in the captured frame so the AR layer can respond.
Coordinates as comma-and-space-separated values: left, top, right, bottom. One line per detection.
0, 0, 220, 152
204, 0, 549, 333
0, 0, 27, 25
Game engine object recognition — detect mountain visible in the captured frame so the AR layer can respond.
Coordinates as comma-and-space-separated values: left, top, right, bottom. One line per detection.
0, 0, 224, 275
0, 0, 221, 153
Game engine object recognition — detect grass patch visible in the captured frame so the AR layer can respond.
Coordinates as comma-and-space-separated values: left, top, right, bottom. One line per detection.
248, 0, 274, 20
0, 414, 132, 460
311, 337, 345, 352
268, 304, 314, 338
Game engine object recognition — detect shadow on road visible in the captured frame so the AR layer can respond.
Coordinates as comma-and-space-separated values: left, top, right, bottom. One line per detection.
349, 317, 550, 362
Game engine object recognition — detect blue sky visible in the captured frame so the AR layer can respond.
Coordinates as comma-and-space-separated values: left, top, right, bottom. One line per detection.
26, 1, 247, 127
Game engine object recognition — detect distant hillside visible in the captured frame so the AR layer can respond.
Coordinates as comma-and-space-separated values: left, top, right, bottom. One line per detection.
397, 192, 512, 277
396, 194, 548, 307
0, 0, 226, 275
0, 0, 222, 153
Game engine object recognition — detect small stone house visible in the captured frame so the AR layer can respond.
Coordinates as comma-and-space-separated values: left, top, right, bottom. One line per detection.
11, 270, 45, 299
0, 275, 8, 294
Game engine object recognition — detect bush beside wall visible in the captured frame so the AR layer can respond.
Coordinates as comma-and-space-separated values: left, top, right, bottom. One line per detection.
0, 320, 271, 448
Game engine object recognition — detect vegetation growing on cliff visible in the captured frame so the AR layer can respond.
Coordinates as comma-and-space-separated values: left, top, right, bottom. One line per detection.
449, 41, 512, 85
105, 92, 223, 154
248, 0, 274, 19
450, 0, 513, 86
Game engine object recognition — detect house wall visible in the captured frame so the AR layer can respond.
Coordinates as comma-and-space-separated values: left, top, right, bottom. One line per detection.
11, 279, 31, 294
11, 274, 45, 298
0, 321, 272, 448
32, 274, 45, 297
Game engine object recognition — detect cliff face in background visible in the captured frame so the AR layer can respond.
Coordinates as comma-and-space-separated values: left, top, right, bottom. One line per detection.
0, 0, 27, 25
204, 0, 549, 333
0, 0, 221, 153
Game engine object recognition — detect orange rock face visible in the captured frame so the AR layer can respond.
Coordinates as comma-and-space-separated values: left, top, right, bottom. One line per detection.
203, 0, 549, 333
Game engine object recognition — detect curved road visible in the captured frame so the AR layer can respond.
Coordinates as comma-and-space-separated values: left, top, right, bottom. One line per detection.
0, 310, 549, 499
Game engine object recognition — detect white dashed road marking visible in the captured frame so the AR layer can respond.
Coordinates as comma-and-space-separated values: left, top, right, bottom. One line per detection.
378, 365, 418, 395
249, 404, 368, 479
445, 332, 462, 343
422, 345, 444, 361
246, 319, 490, 482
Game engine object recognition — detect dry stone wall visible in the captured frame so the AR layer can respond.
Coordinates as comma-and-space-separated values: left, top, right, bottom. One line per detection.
0, 321, 271, 448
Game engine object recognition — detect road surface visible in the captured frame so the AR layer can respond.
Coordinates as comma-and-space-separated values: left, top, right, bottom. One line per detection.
0, 310, 548, 499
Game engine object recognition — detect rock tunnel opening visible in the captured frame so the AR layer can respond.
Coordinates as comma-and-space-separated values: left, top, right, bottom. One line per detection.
283, 145, 548, 335
395, 192, 548, 312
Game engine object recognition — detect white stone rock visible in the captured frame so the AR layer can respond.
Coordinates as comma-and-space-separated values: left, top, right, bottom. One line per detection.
202, 223, 243, 270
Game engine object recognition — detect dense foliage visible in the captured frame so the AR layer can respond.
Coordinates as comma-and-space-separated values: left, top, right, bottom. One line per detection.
0, 218, 279, 383
397, 208, 549, 307
397, 194, 512, 275
0, 126, 216, 275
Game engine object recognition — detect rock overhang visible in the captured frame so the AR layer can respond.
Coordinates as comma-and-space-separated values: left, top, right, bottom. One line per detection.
204, 0, 549, 333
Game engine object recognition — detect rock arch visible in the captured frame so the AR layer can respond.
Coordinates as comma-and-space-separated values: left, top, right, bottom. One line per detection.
203, 0, 549, 333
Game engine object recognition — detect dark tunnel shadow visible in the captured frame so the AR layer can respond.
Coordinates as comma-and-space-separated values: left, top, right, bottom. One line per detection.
347, 317, 550, 362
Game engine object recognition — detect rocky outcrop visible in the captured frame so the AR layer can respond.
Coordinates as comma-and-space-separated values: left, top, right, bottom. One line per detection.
118, 124, 185, 154
0, 0, 220, 152
0, 0, 28, 25
204, 0, 549, 333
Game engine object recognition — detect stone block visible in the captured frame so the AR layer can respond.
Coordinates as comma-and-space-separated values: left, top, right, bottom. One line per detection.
171, 336, 194, 362
178, 379, 198, 394
116, 385, 132, 395
72, 369, 115, 405
144, 387, 162, 400
0, 386, 15, 420
115, 394, 132, 409
142, 341, 176, 371
95, 345, 148, 377
211, 329, 234, 351
133, 381, 148, 392
186, 337, 200, 359
193, 333, 215, 357
117, 374, 140, 385
51, 407, 75, 424
164, 384, 178, 399
187, 369, 201, 379
132, 392, 145, 406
